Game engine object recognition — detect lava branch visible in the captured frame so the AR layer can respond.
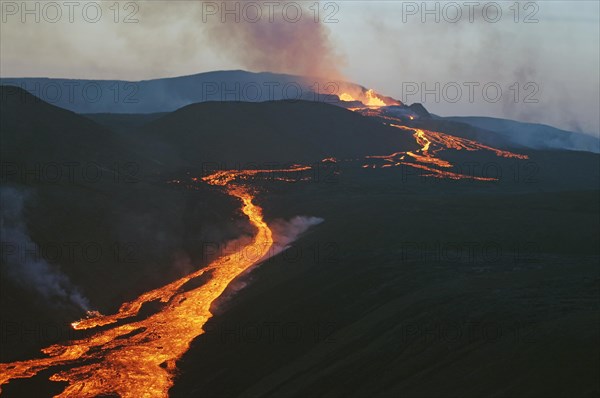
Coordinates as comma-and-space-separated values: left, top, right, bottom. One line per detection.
0, 171, 276, 398
354, 107, 528, 180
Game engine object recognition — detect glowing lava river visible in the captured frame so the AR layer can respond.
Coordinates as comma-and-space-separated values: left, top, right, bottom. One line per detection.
0, 100, 529, 396
0, 171, 280, 397
337, 98, 529, 180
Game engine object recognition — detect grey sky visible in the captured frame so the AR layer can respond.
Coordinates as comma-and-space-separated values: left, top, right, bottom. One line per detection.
1, 1, 598, 135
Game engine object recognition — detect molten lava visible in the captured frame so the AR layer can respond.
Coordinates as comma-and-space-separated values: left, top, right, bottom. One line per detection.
338, 89, 388, 107
339, 92, 356, 102
357, 108, 528, 180
364, 89, 386, 107
0, 171, 283, 397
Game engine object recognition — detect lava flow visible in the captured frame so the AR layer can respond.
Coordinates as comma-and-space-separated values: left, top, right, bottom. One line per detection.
338, 92, 527, 178
352, 107, 528, 181
0, 171, 282, 397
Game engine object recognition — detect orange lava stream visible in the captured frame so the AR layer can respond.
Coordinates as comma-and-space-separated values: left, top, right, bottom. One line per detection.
356, 108, 528, 180
0, 174, 274, 397
201, 166, 312, 186
391, 124, 528, 160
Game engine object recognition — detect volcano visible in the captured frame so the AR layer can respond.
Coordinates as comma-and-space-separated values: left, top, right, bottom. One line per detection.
0, 73, 598, 398
0, 70, 400, 114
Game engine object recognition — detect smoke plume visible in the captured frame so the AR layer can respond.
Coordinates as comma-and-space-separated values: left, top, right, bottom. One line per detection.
203, 1, 344, 79
0, 187, 90, 311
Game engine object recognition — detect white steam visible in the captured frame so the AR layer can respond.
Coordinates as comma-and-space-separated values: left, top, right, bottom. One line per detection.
212, 215, 323, 312
268, 216, 325, 259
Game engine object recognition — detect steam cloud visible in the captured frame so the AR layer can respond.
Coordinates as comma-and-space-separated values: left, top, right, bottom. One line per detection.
268, 215, 325, 257
0, 187, 90, 311
203, 1, 344, 79
213, 215, 324, 311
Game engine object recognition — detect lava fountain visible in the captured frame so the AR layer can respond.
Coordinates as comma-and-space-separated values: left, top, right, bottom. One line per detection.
338, 89, 394, 107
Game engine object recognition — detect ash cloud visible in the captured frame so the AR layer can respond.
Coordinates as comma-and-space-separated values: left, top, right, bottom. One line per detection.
0, 187, 90, 311
201, 1, 345, 79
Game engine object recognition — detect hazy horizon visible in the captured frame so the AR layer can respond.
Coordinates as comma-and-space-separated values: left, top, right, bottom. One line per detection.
1, 1, 598, 135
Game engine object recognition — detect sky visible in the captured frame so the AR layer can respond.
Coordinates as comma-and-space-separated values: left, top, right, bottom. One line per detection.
1, 0, 598, 135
